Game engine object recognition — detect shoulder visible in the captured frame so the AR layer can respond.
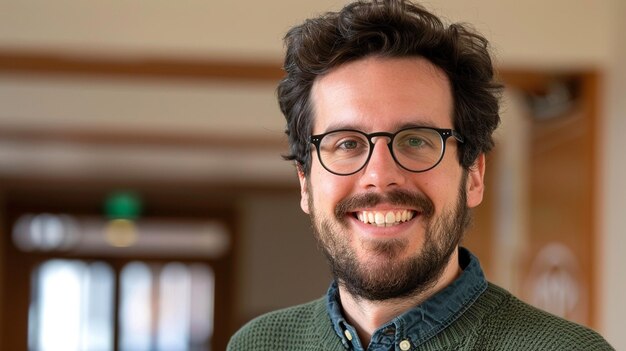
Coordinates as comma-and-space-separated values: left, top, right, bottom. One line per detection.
227, 297, 336, 351
473, 283, 614, 351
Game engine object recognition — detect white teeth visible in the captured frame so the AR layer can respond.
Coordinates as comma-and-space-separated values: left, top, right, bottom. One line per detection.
385, 212, 395, 223
356, 210, 415, 227
375, 212, 385, 225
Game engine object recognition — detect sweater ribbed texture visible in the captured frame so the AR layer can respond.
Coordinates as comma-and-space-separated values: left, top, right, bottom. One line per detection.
227, 283, 614, 351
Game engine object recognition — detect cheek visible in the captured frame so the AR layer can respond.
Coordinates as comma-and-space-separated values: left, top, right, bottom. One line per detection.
415, 168, 462, 209
310, 171, 354, 211
421, 182, 448, 210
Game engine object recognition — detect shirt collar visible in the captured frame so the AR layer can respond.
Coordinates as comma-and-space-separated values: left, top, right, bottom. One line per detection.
326, 247, 488, 350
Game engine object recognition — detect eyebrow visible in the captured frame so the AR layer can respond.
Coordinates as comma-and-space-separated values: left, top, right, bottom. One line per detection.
320, 119, 441, 134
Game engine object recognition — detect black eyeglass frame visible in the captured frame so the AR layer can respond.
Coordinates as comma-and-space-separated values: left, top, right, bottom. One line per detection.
310, 127, 465, 176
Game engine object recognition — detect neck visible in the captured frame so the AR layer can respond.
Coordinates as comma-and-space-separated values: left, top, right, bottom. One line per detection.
338, 249, 462, 346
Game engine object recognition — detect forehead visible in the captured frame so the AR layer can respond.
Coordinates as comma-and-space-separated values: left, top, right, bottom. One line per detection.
310, 56, 453, 134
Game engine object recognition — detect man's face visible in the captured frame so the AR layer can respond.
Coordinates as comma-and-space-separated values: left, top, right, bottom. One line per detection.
298, 57, 485, 301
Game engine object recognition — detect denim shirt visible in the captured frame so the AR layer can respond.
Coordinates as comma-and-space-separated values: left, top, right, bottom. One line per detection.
326, 247, 487, 351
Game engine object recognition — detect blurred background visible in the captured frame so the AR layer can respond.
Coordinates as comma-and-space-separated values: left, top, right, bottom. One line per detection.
0, 0, 624, 350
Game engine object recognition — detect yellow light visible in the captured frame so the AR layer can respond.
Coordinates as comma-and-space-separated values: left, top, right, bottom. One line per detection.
105, 219, 138, 248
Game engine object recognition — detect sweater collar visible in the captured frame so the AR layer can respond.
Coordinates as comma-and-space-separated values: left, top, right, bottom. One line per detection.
326, 247, 488, 350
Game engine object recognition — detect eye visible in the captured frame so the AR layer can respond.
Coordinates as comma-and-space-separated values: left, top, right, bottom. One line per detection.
325, 132, 368, 153
395, 129, 439, 153
338, 139, 359, 150
407, 137, 425, 148
398, 135, 429, 149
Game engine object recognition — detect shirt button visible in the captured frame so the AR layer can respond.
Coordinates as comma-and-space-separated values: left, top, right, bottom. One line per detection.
399, 339, 411, 351
344, 329, 353, 341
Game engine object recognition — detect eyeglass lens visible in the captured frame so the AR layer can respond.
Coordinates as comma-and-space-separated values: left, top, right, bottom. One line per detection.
317, 128, 445, 175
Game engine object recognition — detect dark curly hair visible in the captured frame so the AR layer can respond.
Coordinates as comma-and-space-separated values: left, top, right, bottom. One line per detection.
278, 0, 501, 175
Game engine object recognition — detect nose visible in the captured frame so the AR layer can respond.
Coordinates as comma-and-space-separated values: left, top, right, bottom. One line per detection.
358, 137, 406, 190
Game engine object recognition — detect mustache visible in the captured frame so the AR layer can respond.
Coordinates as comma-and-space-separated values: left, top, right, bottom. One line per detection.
334, 189, 435, 220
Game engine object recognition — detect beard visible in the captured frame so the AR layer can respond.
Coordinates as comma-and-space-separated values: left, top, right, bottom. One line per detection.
308, 172, 471, 301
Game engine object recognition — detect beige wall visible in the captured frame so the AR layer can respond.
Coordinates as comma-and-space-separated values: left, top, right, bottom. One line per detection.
600, 0, 626, 346
1, 1, 625, 348
0, 0, 346, 60
0, 0, 612, 66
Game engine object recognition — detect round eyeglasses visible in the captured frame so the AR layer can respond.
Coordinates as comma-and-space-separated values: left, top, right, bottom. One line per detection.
310, 127, 464, 176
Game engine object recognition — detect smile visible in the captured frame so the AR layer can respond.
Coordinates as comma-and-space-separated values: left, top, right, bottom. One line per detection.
355, 210, 416, 227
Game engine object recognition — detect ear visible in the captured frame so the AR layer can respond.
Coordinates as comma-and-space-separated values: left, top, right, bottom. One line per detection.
297, 164, 311, 214
466, 153, 486, 208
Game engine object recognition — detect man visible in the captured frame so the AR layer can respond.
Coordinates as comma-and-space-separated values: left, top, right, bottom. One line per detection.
228, 0, 614, 350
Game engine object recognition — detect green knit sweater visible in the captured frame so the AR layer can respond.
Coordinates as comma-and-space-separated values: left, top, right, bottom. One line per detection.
227, 283, 613, 351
